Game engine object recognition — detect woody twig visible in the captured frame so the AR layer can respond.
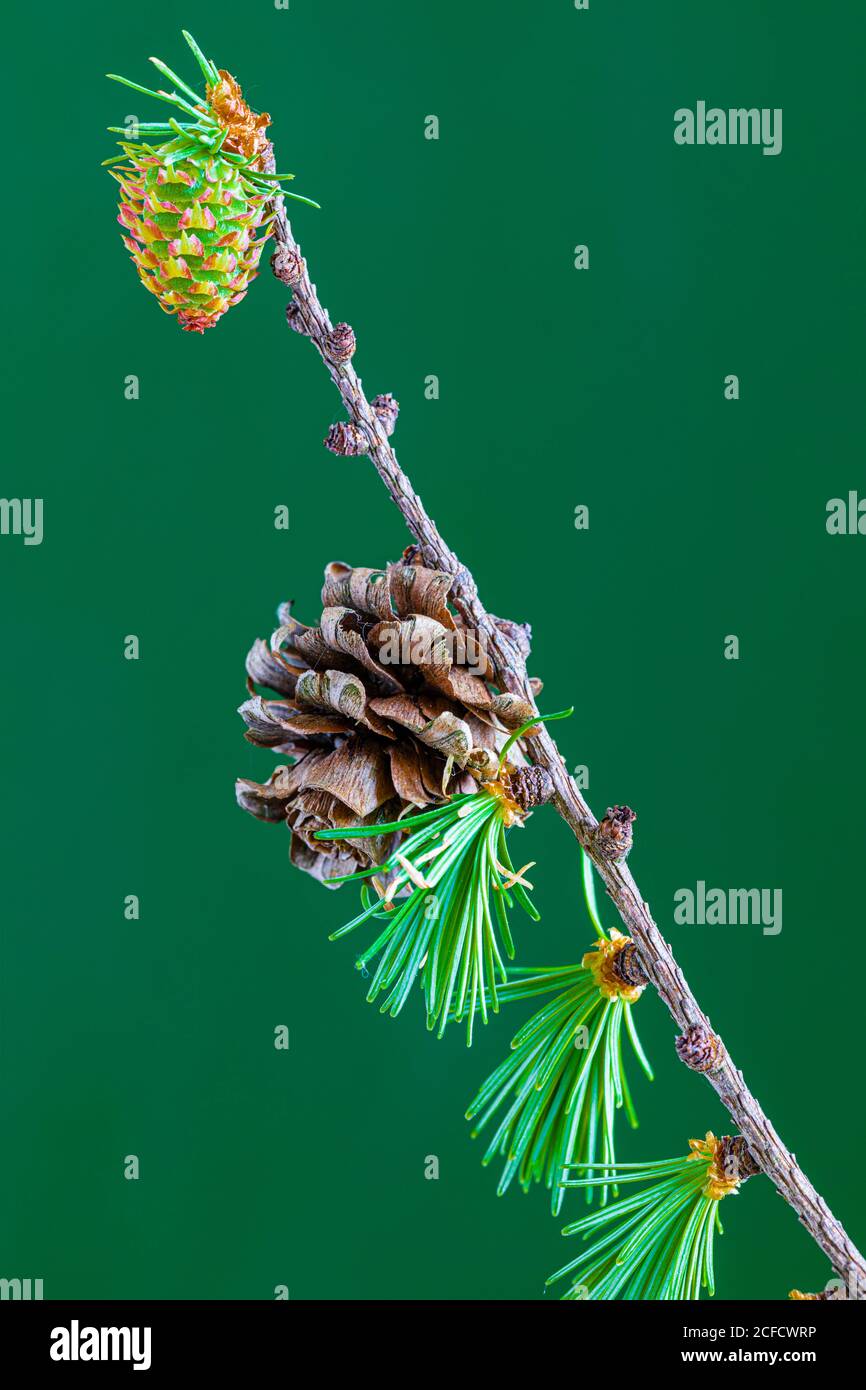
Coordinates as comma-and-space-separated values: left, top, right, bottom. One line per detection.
266, 180, 866, 1295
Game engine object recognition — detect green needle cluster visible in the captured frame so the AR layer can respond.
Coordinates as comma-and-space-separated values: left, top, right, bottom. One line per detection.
466, 851, 653, 1213
315, 788, 539, 1041
467, 959, 653, 1214
549, 1136, 742, 1300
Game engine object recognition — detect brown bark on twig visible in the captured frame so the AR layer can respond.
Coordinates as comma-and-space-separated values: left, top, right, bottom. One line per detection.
266, 179, 866, 1295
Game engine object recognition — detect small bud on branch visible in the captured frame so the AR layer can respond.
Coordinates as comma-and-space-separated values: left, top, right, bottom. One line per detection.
610, 940, 648, 989
324, 421, 369, 456
504, 765, 554, 812
271, 244, 305, 286
718, 1133, 761, 1182
676, 1023, 725, 1074
285, 301, 308, 335
371, 392, 399, 437
592, 805, 636, 863
325, 322, 356, 363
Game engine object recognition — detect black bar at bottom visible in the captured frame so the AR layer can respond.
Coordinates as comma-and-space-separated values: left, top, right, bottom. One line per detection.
0, 1297, 858, 1374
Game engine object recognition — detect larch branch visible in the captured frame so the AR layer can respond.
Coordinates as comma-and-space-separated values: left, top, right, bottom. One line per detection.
267, 188, 866, 1296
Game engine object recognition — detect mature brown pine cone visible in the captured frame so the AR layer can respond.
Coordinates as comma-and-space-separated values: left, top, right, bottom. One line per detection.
235, 551, 539, 886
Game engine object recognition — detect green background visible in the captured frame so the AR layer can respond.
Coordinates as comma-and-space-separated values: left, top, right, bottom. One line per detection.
2, 0, 864, 1300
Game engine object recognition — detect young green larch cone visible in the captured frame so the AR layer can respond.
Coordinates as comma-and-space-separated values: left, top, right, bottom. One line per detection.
236, 552, 540, 886
105, 31, 317, 332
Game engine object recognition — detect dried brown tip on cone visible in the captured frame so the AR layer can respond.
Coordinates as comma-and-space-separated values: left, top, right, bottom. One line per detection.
592, 805, 636, 863
717, 1134, 761, 1183
504, 766, 554, 812
207, 70, 271, 161
325, 322, 356, 363
675, 1023, 725, 1074
610, 940, 648, 989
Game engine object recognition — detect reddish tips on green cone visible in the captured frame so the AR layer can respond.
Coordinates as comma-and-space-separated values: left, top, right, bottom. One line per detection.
105, 31, 318, 332
113, 152, 272, 332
